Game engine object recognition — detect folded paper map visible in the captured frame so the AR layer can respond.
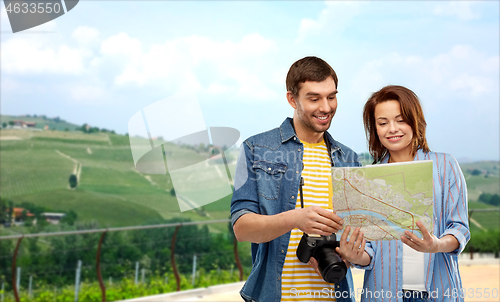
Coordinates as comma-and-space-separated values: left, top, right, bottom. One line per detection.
332, 160, 433, 241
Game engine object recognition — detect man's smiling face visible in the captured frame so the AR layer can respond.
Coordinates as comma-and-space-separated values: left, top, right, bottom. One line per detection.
289, 76, 338, 142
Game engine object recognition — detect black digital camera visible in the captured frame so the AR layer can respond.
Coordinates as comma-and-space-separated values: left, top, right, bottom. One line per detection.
296, 233, 347, 284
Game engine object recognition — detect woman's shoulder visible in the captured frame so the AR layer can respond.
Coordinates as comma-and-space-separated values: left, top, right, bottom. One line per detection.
418, 150, 458, 164
419, 150, 462, 175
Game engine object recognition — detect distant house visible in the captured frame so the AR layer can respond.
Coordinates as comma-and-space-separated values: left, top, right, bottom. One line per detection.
41, 213, 66, 225
44, 125, 49, 130
12, 120, 36, 128
7, 207, 35, 224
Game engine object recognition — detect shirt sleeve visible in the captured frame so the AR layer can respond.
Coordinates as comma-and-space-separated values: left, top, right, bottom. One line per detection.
230, 141, 260, 226
440, 154, 470, 255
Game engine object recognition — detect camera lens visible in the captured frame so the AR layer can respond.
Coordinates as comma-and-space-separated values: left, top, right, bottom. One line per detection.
316, 247, 347, 284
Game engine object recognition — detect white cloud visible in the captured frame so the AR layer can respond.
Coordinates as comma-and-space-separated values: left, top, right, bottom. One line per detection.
1, 6, 12, 31
100, 32, 142, 58
351, 45, 498, 99
100, 33, 279, 100
296, 0, 362, 43
72, 26, 100, 45
68, 84, 106, 103
433, 1, 480, 21
1, 18, 93, 75
2, 21, 280, 102
481, 56, 500, 73
1, 36, 90, 74
448, 73, 492, 96
0, 78, 22, 92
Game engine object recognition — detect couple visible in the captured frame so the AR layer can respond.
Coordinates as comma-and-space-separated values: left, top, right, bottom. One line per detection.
230, 56, 469, 302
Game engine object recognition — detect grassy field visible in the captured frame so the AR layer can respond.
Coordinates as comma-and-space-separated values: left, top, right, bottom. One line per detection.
462, 173, 499, 201
468, 201, 500, 231
0, 128, 237, 233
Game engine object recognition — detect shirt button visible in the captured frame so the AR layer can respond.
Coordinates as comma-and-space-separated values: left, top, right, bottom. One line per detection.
296, 171, 299, 174
294, 137, 296, 140
298, 148, 301, 152
291, 196, 295, 199
281, 250, 285, 253
268, 167, 271, 171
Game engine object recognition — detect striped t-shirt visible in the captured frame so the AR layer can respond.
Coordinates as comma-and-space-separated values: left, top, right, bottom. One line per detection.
281, 140, 336, 301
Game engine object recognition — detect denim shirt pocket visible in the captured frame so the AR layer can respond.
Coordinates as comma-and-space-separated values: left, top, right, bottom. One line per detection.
253, 161, 287, 200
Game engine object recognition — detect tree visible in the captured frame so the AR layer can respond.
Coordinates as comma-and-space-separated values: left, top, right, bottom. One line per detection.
24, 216, 34, 227
8, 121, 14, 126
490, 194, 500, 206
479, 193, 500, 206
60, 210, 78, 226
80, 123, 89, 133
7, 201, 14, 224
69, 174, 78, 188
471, 169, 482, 176
0, 198, 9, 224
20, 209, 28, 222
2, 122, 6, 128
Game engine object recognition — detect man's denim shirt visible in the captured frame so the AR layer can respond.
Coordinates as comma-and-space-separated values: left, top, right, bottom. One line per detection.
231, 118, 361, 302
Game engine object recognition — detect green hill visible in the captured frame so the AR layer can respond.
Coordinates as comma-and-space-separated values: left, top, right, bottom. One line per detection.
0, 128, 235, 232
0, 114, 81, 131
460, 161, 500, 201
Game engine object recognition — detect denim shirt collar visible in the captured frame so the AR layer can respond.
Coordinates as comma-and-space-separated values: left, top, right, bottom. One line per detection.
279, 117, 344, 155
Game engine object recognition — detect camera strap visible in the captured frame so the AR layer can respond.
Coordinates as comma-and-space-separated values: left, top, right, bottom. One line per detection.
298, 142, 333, 210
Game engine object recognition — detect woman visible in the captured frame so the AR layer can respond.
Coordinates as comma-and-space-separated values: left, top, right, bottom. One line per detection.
337, 85, 470, 302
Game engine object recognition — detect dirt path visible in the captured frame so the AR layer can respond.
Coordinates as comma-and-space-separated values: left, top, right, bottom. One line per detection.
0, 136, 22, 140
470, 217, 486, 230
55, 150, 82, 183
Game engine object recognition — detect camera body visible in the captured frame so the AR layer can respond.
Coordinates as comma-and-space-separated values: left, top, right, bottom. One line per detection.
296, 233, 347, 284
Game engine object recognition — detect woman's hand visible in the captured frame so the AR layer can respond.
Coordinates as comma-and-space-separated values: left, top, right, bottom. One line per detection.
335, 226, 366, 264
401, 221, 440, 253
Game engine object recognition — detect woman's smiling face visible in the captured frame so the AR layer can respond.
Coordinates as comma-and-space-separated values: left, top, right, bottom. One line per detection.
374, 100, 414, 161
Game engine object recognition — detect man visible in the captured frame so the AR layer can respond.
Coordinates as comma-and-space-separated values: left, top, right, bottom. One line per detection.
231, 56, 361, 302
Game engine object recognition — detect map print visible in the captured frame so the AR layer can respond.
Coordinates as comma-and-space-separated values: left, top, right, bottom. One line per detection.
332, 160, 433, 241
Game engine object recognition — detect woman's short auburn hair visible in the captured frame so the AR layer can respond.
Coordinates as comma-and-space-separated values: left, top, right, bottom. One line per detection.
363, 85, 430, 164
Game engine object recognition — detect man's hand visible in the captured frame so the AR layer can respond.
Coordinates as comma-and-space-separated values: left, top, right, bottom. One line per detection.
308, 257, 322, 277
233, 206, 344, 244
309, 257, 351, 279
295, 206, 343, 235
335, 226, 366, 264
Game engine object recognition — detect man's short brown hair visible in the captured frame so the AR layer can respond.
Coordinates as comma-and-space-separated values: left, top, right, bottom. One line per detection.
286, 56, 338, 96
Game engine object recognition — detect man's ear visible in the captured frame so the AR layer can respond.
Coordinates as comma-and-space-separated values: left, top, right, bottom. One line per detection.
287, 91, 298, 109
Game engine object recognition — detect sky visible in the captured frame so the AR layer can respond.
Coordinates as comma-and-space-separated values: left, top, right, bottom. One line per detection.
1, 1, 499, 161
